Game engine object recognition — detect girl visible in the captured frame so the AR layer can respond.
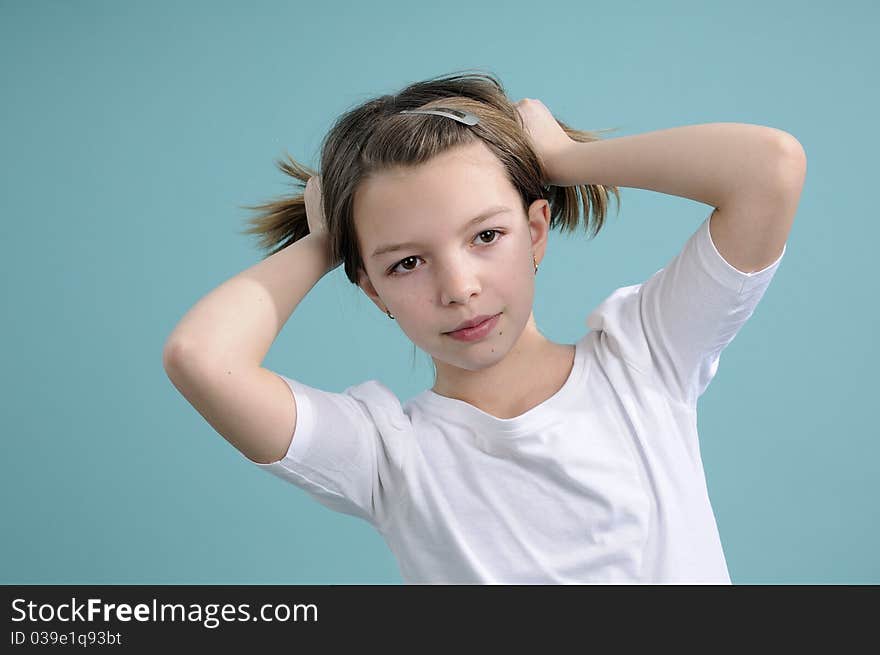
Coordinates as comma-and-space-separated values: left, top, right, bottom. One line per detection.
163, 70, 806, 584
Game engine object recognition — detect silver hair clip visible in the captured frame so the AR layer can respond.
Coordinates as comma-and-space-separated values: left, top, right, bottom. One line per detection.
398, 107, 479, 126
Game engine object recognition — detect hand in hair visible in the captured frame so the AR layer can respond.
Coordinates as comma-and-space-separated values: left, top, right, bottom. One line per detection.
514, 98, 577, 187
304, 175, 328, 237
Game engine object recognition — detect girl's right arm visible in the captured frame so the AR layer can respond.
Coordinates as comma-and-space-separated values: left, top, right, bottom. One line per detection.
162, 232, 338, 464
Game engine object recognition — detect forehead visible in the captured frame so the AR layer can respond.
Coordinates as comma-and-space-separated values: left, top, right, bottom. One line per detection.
353, 141, 515, 248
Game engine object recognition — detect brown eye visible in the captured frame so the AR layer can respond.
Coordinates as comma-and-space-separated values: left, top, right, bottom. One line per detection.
387, 229, 505, 276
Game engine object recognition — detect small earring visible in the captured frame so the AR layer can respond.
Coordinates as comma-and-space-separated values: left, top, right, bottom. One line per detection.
386, 309, 395, 320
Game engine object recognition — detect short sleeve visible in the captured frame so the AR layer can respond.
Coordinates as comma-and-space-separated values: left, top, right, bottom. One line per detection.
586, 209, 786, 407
250, 375, 413, 530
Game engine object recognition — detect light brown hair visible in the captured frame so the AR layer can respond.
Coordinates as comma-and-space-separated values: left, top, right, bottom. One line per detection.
238, 69, 621, 286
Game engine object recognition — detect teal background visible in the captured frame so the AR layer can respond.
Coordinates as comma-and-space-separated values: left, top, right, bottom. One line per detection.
1, 0, 876, 584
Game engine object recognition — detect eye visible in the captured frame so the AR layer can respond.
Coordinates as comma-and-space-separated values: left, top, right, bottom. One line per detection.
387, 229, 505, 276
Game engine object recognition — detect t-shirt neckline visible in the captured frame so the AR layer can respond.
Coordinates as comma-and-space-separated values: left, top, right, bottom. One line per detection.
414, 335, 589, 436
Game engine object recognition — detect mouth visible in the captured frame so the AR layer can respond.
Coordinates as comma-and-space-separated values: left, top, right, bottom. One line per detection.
445, 314, 493, 334
443, 313, 501, 341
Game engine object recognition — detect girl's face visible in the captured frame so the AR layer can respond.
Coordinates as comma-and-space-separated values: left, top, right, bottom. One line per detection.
355, 141, 551, 373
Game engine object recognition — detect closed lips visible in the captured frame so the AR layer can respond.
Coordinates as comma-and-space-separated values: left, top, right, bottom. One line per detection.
445, 313, 498, 333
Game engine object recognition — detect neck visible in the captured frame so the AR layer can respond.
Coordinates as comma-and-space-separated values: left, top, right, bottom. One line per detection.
430, 313, 557, 407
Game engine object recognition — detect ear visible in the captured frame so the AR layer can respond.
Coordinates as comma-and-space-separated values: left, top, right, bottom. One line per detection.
526, 199, 552, 264
357, 266, 388, 313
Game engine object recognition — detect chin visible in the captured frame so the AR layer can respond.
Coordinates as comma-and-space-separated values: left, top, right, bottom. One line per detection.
446, 339, 511, 370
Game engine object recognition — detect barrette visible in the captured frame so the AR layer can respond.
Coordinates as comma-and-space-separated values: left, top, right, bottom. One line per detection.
398, 107, 479, 126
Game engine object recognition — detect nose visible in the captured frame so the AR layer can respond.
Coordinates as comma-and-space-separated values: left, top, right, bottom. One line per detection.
438, 261, 481, 306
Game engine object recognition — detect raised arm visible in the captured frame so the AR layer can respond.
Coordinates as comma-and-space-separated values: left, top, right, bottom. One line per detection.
162, 232, 337, 464
545, 117, 806, 273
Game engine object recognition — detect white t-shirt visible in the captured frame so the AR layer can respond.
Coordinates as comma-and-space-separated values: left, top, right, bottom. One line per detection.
253, 210, 786, 584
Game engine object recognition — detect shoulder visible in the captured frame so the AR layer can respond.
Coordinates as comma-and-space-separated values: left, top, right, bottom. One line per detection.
344, 380, 412, 432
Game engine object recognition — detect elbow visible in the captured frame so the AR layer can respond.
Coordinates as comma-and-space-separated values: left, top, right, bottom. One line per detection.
774, 130, 806, 173
764, 130, 807, 202
162, 338, 192, 375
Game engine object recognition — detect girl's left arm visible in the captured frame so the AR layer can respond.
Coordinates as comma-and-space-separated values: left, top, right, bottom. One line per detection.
552, 122, 807, 274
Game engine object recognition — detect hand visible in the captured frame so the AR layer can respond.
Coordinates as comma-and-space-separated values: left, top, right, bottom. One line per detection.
304, 175, 342, 271
304, 175, 328, 236
514, 98, 576, 186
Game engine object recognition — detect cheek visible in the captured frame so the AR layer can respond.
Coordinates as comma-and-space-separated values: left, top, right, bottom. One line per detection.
498, 246, 535, 283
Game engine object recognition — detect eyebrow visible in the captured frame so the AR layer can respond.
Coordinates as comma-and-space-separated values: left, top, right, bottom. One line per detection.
370, 205, 512, 259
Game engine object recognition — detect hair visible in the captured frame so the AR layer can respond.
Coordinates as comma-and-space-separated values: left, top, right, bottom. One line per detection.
237, 68, 622, 372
